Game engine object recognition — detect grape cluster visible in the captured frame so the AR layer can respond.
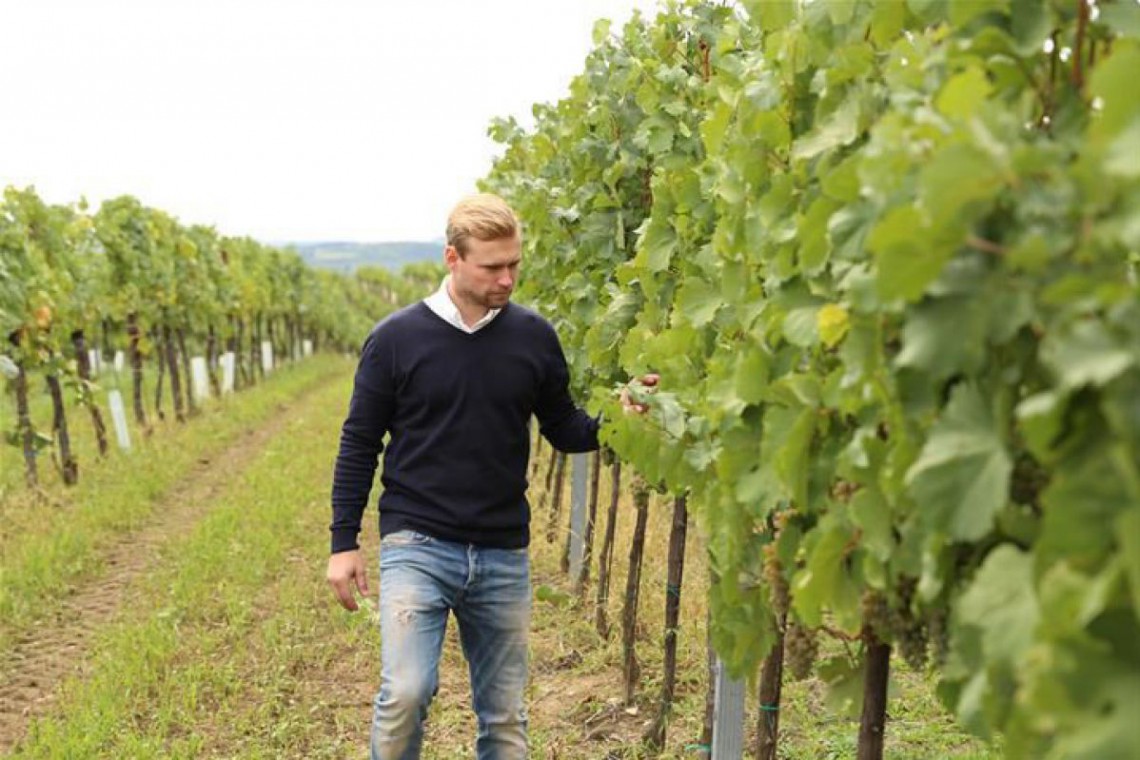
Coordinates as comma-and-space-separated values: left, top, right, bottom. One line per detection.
762, 542, 790, 619
1010, 451, 1049, 507
889, 578, 928, 671
927, 606, 950, 667
784, 621, 818, 681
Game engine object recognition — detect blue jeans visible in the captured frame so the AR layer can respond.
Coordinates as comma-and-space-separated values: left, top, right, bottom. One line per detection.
371, 530, 530, 760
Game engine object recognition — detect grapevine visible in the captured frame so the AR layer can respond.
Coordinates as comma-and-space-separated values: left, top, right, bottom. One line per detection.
485, 0, 1140, 755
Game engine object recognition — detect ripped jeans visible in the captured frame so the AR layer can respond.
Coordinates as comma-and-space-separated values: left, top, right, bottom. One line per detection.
372, 529, 530, 760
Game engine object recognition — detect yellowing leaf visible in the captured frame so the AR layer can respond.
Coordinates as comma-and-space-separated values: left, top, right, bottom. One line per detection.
817, 304, 850, 348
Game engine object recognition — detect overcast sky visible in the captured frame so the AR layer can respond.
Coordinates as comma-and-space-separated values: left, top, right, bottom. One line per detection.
0, 0, 660, 243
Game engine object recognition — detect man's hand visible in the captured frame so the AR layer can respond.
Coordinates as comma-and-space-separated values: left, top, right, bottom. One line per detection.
327, 549, 371, 612
620, 373, 659, 415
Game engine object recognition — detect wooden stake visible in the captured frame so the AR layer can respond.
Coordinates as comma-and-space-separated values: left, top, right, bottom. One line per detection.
857, 628, 891, 760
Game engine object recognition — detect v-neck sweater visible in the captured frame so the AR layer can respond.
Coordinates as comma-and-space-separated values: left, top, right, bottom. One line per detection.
330, 301, 599, 553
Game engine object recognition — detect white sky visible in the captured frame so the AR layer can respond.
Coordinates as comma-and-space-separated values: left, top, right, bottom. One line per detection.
0, 0, 660, 243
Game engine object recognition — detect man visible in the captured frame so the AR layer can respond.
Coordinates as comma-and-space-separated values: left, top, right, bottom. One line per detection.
326, 193, 653, 760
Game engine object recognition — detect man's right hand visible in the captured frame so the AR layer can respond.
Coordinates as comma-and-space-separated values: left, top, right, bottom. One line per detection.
327, 549, 371, 611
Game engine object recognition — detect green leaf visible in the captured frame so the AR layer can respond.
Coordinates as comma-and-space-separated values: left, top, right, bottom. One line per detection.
745, 0, 796, 31
851, 489, 893, 561
783, 306, 821, 347
640, 218, 677, 274
792, 93, 861, 161
535, 584, 573, 607
1105, 118, 1140, 178
1042, 320, 1135, 390
1097, 2, 1140, 39
936, 67, 992, 120
792, 519, 859, 629
734, 345, 770, 405
869, 206, 949, 302
956, 544, 1037, 666
896, 295, 987, 380
906, 384, 1012, 541
1089, 43, 1140, 140
948, 0, 1006, 26
920, 142, 1005, 234
1015, 391, 1065, 460
869, 0, 905, 47
591, 18, 612, 45
1117, 509, 1140, 625
765, 404, 816, 508
798, 196, 840, 273
676, 278, 722, 327
1009, 0, 1051, 56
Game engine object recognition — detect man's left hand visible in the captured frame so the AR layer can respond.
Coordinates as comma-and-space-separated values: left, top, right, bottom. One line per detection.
620, 373, 659, 415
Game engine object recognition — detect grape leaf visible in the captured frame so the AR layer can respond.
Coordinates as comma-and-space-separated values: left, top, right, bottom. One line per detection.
906, 384, 1011, 541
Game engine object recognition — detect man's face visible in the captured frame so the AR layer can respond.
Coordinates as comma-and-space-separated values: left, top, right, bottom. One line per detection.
446, 234, 521, 311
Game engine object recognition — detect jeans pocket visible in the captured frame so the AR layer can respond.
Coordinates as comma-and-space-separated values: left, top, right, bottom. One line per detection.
380, 529, 433, 547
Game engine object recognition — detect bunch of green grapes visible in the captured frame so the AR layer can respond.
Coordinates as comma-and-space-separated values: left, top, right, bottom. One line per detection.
785, 620, 818, 681
890, 577, 928, 671
926, 606, 949, 668
762, 542, 789, 620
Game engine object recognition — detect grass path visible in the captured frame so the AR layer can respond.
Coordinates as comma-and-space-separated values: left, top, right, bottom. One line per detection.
0, 370, 338, 752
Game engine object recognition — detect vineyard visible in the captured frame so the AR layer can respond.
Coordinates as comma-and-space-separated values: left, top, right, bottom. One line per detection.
0, 185, 440, 489
2, 0, 1139, 758
483, 0, 1139, 758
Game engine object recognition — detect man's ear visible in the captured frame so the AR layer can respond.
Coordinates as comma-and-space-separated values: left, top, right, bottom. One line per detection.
444, 245, 460, 270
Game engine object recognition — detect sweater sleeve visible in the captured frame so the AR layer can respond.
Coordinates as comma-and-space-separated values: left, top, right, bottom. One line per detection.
533, 323, 600, 454
330, 326, 396, 553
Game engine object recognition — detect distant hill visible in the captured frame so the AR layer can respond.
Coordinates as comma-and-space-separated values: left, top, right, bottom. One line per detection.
287, 241, 441, 272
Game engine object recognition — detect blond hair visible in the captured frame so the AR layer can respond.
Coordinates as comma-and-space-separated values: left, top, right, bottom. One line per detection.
446, 193, 519, 257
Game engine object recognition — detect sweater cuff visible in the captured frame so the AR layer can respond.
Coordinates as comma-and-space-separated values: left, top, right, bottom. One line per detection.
330, 527, 361, 554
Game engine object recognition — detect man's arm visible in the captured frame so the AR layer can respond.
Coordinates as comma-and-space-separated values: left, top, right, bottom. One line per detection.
533, 325, 600, 452
328, 328, 395, 611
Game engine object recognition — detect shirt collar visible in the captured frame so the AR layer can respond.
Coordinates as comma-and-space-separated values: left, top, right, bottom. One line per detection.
423, 276, 501, 334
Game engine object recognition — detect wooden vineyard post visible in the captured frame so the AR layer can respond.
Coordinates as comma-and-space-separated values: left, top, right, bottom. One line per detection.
176, 327, 199, 416
594, 456, 621, 638
573, 450, 602, 597
645, 494, 689, 751
127, 312, 149, 433
545, 451, 568, 544
72, 329, 109, 457
45, 371, 78, 485
700, 612, 715, 757
857, 628, 891, 760
152, 326, 166, 421
206, 324, 222, 397
564, 452, 588, 576
13, 354, 38, 487
621, 477, 651, 704
162, 323, 186, 423
711, 658, 746, 759
537, 443, 558, 507
531, 425, 544, 479
754, 615, 786, 760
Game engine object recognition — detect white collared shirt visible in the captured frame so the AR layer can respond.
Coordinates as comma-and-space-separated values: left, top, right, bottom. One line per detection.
423, 276, 501, 334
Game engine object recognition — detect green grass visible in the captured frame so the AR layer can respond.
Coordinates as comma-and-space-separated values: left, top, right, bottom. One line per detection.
5, 379, 1003, 758
0, 356, 352, 651
10, 372, 366, 758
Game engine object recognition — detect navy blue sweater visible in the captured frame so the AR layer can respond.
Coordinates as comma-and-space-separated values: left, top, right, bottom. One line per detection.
330, 301, 599, 553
